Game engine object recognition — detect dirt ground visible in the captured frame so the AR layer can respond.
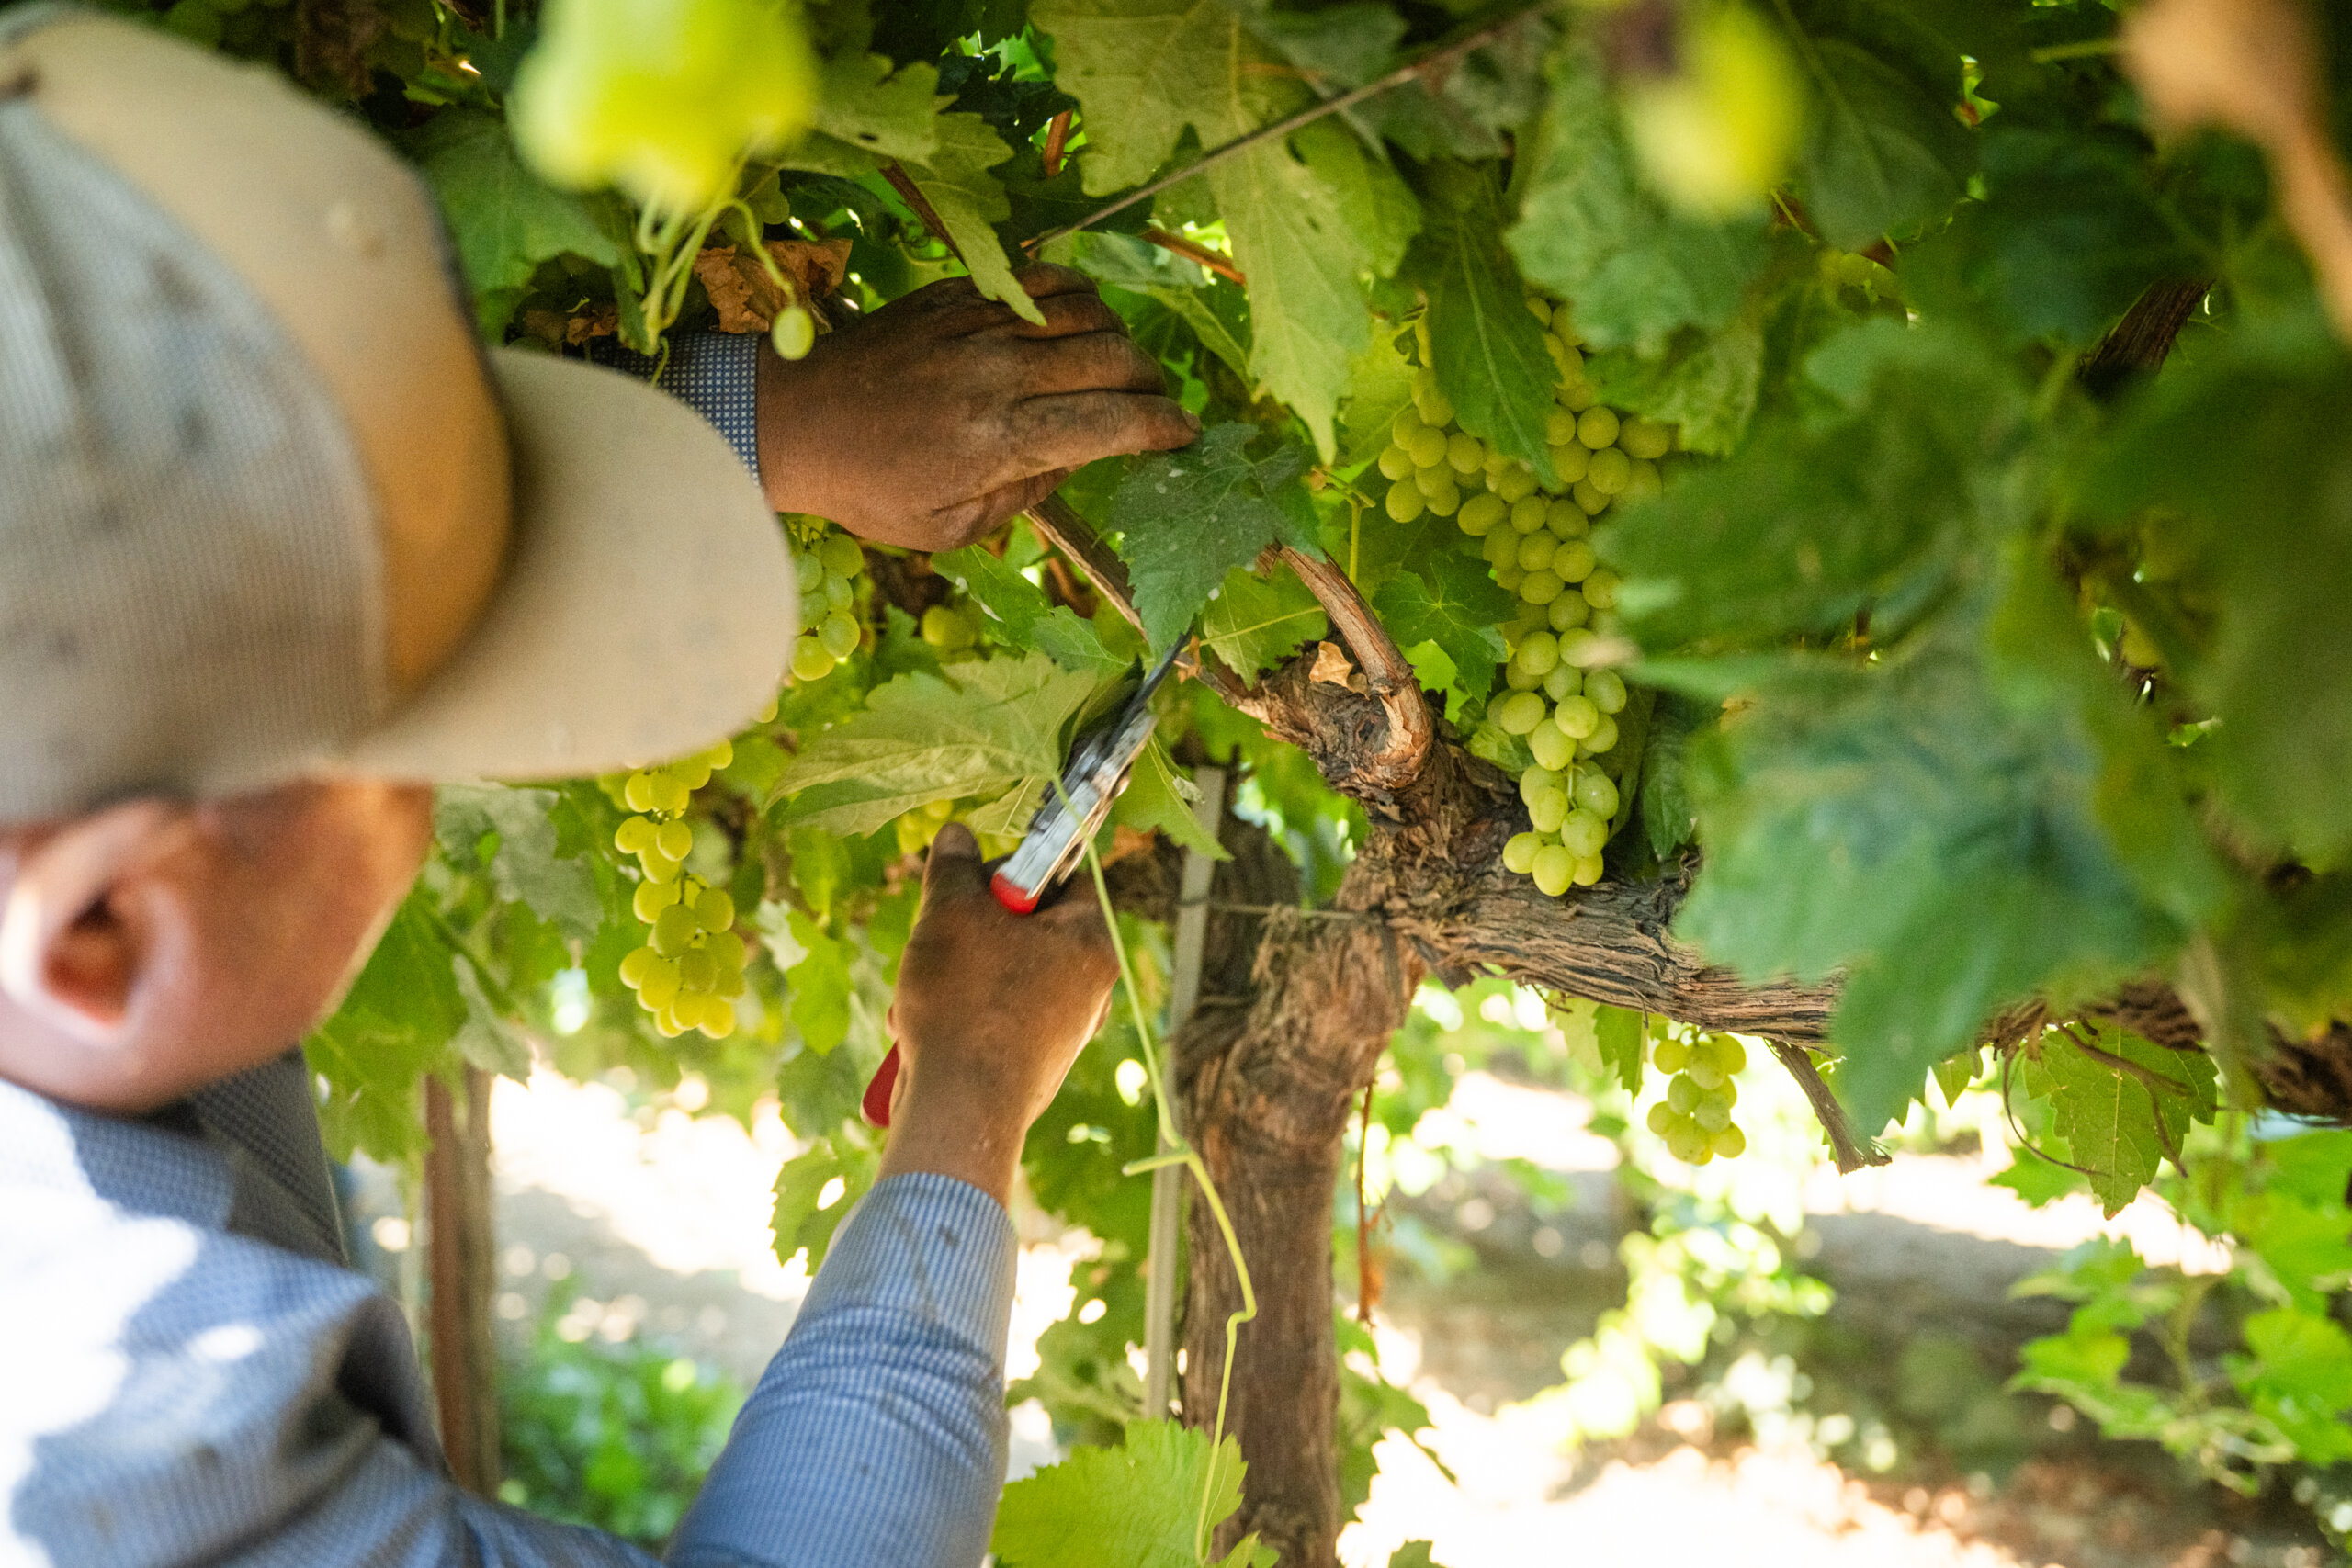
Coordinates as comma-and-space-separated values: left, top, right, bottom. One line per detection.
439, 1067, 2334, 1568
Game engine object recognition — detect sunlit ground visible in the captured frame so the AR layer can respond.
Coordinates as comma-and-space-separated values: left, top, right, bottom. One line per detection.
451, 1065, 2315, 1568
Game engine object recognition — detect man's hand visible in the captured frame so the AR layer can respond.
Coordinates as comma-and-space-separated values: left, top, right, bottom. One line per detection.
756, 265, 1198, 551
878, 823, 1118, 1204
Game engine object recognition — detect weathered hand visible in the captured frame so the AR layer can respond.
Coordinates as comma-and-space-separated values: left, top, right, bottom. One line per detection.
757, 265, 1197, 551
877, 822, 1118, 1203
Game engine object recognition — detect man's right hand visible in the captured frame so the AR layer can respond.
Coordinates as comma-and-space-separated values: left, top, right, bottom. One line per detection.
876, 823, 1119, 1205
755, 265, 1198, 552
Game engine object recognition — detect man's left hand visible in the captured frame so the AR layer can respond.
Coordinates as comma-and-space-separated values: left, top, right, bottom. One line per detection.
757, 265, 1198, 550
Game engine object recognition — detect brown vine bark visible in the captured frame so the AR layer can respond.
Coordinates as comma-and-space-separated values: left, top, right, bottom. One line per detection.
424, 1066, 500, 1495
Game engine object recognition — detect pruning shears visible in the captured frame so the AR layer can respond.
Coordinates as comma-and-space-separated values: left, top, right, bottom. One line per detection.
860, 640, 1184, 1128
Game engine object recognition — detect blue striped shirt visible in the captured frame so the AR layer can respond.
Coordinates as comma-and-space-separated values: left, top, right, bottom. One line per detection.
0, 1061, 1017, 1568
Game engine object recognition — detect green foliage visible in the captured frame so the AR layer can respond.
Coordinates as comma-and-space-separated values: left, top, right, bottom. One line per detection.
195, 0, 2352, 1546
2010, 1127, 2352, 1495
992, 1419, 1271, 1568
771, 652, 1106, 835
499, 1288, 745, 1546
1110, 423, 1320, 654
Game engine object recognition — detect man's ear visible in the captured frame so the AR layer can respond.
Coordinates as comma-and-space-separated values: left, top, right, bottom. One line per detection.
0, 800, 184, 1042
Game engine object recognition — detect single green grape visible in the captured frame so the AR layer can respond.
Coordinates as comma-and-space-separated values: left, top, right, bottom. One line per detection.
1588, 447, 1634, 496
1577, 406, 1621, 450
1495, 690, 1548, 735
695, 886, 736, 931
1668, 1123, 1713, 1164
1712, 1124, 1747, 1159
1621, 417, 1674, 460
1502, 831, 1544, 874
1653, 1035, 1691, 1074
1552, 541, 1597, 583
1548, 593, 1591, 633
1645, 1101, 1676, 1135
1528, 719, 1576, 772
1526, 295, 1554, 325
1553, 694, 1600, 740
818, 611, 861, 660
1424, 479, 1462, 517
639, 958, 683, 1010
1543, 662, 1583, 702
1558, 807, 1609, 858
772, 304, 815, 361
821, 574, 854, 612
1573, 852, 1604, 886
819, 533, 865, 578
1582, 570, 1622, 611
1405, 425, 1449, 468
1668, 1074, 1702, 1113
1544, 407, 1579, 447
1575, 770, 1620, 818
1494, 466, 1540, 504
619, 945, 658, 988
1447, 430, 1486, 474
1386, 480, 1427, 523
1687, 1058, 1726, 1091
1510, 495, 1550, 535
1514, 534, 1555, 574
1531, 844, 1575, 897
678, 945, 718, 991
791, 636, 835, 682
1546, 496, 1589, 538
1713, 1036, 1748, 1075
615, 815, 656, 854
650, 903, 698, 956
794, 551, 825, 595
1483, 528, 1521, 568
1458, 493, 1508, 536
1694, 1100, 1732, 1134
633, 877, 682, 922
1379, 444, 1417, 481
1518, 569, 1565, 605
1528, 785, 1570, 833
1583, 713, 1621, 756
1559, 378, 1597, 412
1585, 668, 1628, 714
1392, 406, 1427, 445
1512, 630, 1560, 676
654, 819, 695, 860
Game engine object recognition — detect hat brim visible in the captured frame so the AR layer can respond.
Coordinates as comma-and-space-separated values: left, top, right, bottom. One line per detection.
339, 349, 795, 784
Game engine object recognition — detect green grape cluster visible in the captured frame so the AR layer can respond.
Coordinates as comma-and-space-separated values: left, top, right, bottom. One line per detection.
606, 729, 759, 1040
1377, 293, 1677, 899
1645, 1032, 1747, 1164
790, 527, 867, 682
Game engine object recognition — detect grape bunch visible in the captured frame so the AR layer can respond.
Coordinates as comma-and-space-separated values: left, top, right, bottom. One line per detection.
1645, 1032, 1747, 1164
790, 525, 867, 682
608, 739, 752, 1040
1375, 294, 1677, 898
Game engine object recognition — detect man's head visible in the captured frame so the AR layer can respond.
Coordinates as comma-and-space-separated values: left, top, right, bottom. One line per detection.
0, 784, 434, 1111
0, 12, 795, 1108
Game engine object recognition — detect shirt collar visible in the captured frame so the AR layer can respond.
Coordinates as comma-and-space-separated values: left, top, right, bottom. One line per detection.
0, 1074, 233, 1232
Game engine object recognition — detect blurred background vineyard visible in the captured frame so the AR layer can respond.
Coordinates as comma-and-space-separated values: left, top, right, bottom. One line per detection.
341, 975, 2348, 1566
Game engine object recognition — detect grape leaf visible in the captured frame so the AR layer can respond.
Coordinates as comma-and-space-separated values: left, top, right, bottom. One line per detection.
770, 1132, 878, 1269
805, 52, 941, 164
1211, 129, 1378, 457
308, 896, 466, 1164
1778, 10, 1975, 250
1584, 314, 1765, 458
780, 907, 854, 1055
1026, 0, 1376, 451
2230, 1308, 2352, 1463
1594, 1003, 1647, 1095
1664, 610, 2187, 1135
1603, 319, 2029, 650
931, 544, 1125, 676
991, 1418, 1265, 1568
1408, 165, 1557, 485
1371, 554, 1512, 711
1110, 423, 1321, 653
1026, 0, 1245, 194
400, 109, 618, 339
1293, 117, 1419, 281
1112, 737, 1227, 860
904, 113, 1046, 323
1200, 563, 1327, 679
771, 652, 1102, 834
1508, 43, 1770, 355
2080, 314, 2352, 865
1340, 325, 1418, 470
434, 784, 603, 942
2019, 1026, 2216, 1217
450, 952, 532, 1080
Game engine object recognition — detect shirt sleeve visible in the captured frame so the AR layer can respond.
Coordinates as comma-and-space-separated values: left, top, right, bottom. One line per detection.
668, 1172, 1020, 1568
594, 330, 765, 482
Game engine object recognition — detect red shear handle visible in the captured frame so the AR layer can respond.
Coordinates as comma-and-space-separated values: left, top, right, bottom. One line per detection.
859, 870, 1040, 1128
